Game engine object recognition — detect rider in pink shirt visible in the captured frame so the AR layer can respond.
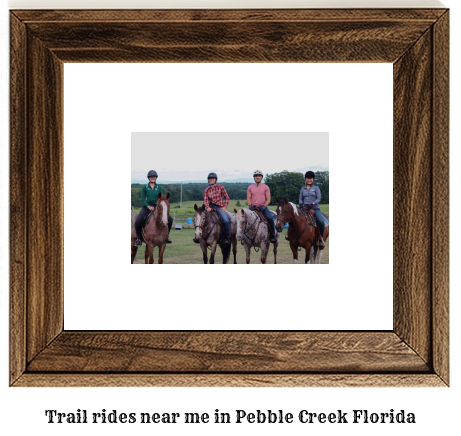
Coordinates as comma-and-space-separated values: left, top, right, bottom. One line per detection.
247, 170, 277, 243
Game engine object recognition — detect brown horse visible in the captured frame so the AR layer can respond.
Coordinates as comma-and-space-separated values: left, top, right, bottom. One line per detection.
311, 212, 329, 264
131, 193, 170, 264
193, 204, 237, 264
275, 198, 327, 264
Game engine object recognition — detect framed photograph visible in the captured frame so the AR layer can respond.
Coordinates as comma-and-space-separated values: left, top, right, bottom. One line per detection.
10, 9, 449, 386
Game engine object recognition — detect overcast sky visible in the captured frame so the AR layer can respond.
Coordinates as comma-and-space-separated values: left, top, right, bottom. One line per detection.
132, 132, 328, 182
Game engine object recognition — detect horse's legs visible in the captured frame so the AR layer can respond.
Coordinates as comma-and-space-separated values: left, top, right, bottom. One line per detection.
158, 243, 166, 264
200, 241, 208, 264
309, 246, 315, 264
290, 241, 298, 264
221, 242, 231, 264
209, 241, 218, 264
260, 242, 268, 264
232, 237, 237, 264
244, 243, 251, 264
144, 244, 149, 264
131, 239, 138, 264
305, 243, 312, 264
147, 242, 154, 264
317, 248, 323, 264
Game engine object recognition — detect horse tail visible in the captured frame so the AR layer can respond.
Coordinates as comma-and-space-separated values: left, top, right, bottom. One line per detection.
223, 241, 231, 264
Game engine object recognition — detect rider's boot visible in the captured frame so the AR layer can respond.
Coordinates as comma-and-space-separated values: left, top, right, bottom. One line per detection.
318, 236, 325, 247
134, 239, 142, 247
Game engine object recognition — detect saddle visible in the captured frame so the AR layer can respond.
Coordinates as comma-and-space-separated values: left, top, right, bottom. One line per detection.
252, 208, 268, 224
300, 206, 329, 227
300, 207, 317, 227
140, 208, 155, 243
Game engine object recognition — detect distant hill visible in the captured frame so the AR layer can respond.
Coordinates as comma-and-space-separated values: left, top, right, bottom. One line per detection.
131, 178, 255, 184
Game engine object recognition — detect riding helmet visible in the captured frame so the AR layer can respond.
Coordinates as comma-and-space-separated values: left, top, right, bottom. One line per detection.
147, 170, 158, 178
207, 172, 218, 181
253, 170, 264, 177
305, 171, 315, 179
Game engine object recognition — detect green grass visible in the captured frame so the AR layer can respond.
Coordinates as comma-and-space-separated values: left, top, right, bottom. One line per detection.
132, 227, 329, 264
132, 201, 329, 215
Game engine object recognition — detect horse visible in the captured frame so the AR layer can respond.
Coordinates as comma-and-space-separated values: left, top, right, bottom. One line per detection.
275, 198, 327, 264
311, 212, 329, 264
192, 204, 237, 264
131, 192, 170, 264
234, 208, 279, 264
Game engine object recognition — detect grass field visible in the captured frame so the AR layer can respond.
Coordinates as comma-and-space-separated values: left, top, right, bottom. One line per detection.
132, 227, 329, 264
132, 200, 329, 216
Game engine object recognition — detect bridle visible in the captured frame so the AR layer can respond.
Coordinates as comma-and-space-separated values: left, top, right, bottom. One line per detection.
195, 209, 219, 241
240, 210, 262, 245
275, 203, 299, 228
276, 203, 316, 247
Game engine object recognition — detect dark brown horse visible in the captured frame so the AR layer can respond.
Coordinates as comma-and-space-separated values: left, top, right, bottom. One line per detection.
193, 204, 237, 264
275, 198, 328, 264
131, 193, 170, 264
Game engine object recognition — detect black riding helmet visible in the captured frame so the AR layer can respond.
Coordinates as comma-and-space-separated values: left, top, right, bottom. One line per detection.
207, 172, 218, 181
305, 171, 315, 179
147, 170, 158, 178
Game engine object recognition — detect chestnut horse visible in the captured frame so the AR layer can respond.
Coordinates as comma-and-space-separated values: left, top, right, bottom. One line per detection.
234, 208, 279, 264
193, 204, 237, 264
275, 198, 328, 264
131, 192, 170, 264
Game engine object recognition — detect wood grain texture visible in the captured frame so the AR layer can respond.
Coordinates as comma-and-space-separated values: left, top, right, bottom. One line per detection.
26, 34, 64, 362
10, 13, 27, 385
9, 9, 449, 387
12, 9, 447, 22
432, 11, 449, 385
27, 332, 429, 373
27, 20, 433, 63
13, 374, 446, 388
393, 29, 433, 364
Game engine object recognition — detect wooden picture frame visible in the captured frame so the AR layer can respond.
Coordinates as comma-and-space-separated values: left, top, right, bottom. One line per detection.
10, 9, 449, 387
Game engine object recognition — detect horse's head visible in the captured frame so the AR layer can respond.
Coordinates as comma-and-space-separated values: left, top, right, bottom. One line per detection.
193, 203, 207, 239
235, 208, 247, 241
156, 192, 170, 226
275, 197, 297, 232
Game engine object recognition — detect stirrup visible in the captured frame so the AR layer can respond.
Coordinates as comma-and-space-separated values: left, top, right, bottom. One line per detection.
134, 239, 142, 247
223, 238, 231, 246
318, 238, 325, 247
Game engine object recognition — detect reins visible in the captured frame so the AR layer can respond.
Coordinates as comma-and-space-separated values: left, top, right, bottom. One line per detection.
196, 209, 221, 249
241, 210, 266, 252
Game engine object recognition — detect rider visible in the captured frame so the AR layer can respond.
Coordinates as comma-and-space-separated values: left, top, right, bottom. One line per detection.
134, 170, 173, 247
298, 170, 325, 247
247, 170, 277, 243
203, 172, 231, 246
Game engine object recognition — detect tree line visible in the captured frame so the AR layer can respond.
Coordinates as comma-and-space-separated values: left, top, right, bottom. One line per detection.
131, 171, 329, 207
